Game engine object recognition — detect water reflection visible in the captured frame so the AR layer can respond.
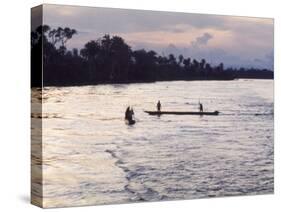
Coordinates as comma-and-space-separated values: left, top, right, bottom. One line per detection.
32, 79, 273, 208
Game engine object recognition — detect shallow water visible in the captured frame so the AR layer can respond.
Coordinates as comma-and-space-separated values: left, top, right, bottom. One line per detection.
32, 79, 274, 207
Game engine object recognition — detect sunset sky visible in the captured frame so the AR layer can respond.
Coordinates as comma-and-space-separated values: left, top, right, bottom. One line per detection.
43, 4, 274, 69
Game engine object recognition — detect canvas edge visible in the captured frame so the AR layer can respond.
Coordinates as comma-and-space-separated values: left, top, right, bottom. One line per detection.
31, 4, 44, 208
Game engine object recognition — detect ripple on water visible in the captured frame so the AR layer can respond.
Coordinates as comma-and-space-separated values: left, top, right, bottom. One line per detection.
40, 80, 273, 207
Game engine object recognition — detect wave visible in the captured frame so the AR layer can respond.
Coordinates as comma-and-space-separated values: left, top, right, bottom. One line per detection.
105, 148, 165, 201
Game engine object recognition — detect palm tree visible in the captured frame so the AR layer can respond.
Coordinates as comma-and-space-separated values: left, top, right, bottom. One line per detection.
178, 54, 184, 66
80, 40, 101, 80
183, 58, 191, 70
219, 62, 224, 71
168, 54, 177, 66
48, 27, 77, 48
200, 59, 206, 70
109, 36, 132, 81
62, 27, 77, 47
192, 59, 199, 71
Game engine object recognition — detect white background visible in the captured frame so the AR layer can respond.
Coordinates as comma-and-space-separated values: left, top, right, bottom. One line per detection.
0, 0, 279, 211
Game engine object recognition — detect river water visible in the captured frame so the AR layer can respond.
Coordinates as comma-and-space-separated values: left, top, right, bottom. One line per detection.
32, 79, 274, 208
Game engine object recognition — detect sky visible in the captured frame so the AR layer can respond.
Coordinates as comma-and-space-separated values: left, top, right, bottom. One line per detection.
42, 4, 274, 70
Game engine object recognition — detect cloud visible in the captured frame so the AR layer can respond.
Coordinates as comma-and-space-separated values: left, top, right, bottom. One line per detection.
42, 4, 274, 70
43, 5, 228, 34
191, 33, 213, 47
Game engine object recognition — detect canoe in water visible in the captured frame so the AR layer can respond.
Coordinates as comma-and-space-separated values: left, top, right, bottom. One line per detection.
144, 110, 219, 116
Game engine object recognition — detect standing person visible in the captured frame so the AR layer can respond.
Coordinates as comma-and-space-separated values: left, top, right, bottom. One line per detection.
199, 102, 203, 112
125, 106, 131, 120
125, 106, 136, 125
157, 100, 161, 112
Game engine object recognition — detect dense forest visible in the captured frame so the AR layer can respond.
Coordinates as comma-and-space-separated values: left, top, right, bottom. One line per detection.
31, 25, 273, 87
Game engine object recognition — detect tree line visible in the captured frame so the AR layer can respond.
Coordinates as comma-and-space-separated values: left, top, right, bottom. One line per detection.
31, 25, 273, 87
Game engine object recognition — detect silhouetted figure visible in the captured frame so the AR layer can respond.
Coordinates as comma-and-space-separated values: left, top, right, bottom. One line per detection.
125, 106, 135, 125
157, 100, 161, 112
125, 106, 131, 120
199, 103, 203, 112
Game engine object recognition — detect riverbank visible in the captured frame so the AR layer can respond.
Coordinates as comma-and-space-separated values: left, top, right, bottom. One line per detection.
33, 71, 273, 87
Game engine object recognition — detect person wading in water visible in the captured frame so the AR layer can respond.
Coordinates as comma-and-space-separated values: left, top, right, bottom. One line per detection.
157, 100, 161, 112
125, 106, 135, 125
199, 102, 203, 112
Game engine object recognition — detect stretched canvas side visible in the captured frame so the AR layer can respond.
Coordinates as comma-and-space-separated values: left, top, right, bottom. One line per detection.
31, 5, 43, 208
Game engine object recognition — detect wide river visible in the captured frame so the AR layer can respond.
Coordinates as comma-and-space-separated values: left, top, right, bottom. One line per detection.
32, 79, 274, 208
